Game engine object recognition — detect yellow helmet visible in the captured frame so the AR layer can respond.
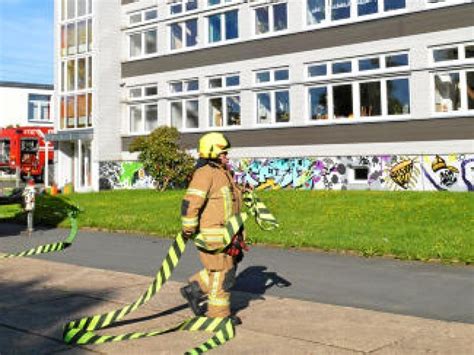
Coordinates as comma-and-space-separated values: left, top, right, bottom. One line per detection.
198, 132, 231, 159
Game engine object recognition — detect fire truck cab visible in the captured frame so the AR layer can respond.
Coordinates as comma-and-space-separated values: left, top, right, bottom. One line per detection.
0, 127, 54, 182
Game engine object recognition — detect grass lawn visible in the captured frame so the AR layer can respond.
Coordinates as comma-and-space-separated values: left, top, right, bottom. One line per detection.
1, 190, 473, 264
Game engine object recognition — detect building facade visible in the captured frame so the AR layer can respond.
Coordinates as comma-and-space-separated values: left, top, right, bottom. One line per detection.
52, 0, 474, 192
0, 81, 53, 128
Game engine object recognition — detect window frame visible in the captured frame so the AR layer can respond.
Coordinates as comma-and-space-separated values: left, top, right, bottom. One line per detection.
129, 102, 158, 134
28, 94, 52, 122
168, 78, 200, 96
128, 7, 158, 27
207, 73, 241, 91
253, 2, 289, 37
255, 89, 291, 125
128, 27, 158, 59
206, 9, 239, 45
208, 94, 242, 128
169, 98, 200, 130
168, 18, 199, 52
254, 67, 290, 86
431, 69, 473, 116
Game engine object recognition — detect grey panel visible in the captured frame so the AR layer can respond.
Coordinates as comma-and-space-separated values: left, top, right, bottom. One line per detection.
122, 4, 474, 78
121, 117, 474, 151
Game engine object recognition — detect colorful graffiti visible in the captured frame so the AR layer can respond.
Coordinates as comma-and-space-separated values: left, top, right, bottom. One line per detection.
99, 162, 155, 190
98, 155, 474, 191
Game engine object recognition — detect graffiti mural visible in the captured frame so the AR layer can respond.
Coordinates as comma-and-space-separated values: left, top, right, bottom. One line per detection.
99, 161, 155, 190
98, 155, 474, 191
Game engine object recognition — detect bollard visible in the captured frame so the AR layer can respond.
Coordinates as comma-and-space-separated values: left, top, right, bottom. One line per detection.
22, 179, 36, 236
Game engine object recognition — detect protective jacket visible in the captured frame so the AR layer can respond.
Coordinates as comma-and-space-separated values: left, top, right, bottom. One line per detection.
182, 160, 243, 252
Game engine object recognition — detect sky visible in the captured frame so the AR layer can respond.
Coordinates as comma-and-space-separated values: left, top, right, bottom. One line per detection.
0, 0, 54, 85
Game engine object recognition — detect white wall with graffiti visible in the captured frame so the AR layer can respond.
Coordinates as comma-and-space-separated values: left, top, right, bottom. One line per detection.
99, 154, 474, 192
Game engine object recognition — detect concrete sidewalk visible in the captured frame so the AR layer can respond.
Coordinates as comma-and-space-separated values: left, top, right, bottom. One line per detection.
0, 256, 472, 355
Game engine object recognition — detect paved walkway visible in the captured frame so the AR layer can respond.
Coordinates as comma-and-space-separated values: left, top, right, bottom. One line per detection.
1, 256, 473, 354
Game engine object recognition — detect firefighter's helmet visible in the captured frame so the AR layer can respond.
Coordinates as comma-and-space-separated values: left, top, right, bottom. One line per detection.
198, 132, 231, 159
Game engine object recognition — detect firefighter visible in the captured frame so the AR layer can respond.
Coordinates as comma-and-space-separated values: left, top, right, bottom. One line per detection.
180, 132, 245, 325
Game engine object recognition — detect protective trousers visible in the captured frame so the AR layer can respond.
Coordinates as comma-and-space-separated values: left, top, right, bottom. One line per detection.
189, 251, 236, 317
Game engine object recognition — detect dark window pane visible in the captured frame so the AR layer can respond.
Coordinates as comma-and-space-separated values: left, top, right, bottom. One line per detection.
384, 0, 405, 11
433, 48, 458, 62
225, 10, 239, 40
186, 0, 198, 11
186, 19, 198, 47
226, 75, 240, 86
308, 64, 327, 77
274, 69, 289, 81
467, 71, 474, 110
307, 0, 325, 25
332, 61, 352, 74
386, 53, 408, 67
309, 87, 328, 120
354, 167, 369, 180
145, 86, 157, 96
358, 0, 378, 16
333, 84, 353, 118
209, 14, 221, 42
273, 3, 287, 31
387, 78, 410, 115
360, 81, 381, 117
255, 7, 269, 34
359, 57, 380, 71
466, 45, 474, 58
331, 0, 350, 21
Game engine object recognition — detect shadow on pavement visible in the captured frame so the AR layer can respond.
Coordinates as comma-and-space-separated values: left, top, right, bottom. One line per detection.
232, 266, 291, 313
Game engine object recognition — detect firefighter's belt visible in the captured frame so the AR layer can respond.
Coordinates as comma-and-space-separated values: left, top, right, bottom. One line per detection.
0, 212, 78, 259
62, 192, 278, 354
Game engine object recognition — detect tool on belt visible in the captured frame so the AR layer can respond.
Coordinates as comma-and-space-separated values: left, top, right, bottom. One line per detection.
0, 210, 78, 259
62, 192, 278, 354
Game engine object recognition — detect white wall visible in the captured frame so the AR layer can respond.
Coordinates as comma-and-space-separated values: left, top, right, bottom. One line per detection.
0, 86, 53, 127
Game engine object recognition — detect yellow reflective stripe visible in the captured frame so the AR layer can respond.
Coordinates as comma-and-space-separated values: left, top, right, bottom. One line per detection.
208, 296, 230, 307
181, 217, 198, 227
221, 186, 232, 221
200, 228, 226, 234
199, 269, 209, 287
186, 188, 207, 199
210, 272, 220, 299
202, 235, 224, 243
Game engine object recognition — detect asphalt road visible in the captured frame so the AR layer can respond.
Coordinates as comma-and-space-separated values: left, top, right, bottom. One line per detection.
1, 223, 473, 324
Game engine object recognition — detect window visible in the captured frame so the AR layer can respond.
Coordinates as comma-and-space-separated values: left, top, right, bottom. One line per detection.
467, 71, 474, 110
129, 29, 157, 58
331, 0, 351, 21
385, 53, 409, 68
169, 79, 199, 94
208, 74, 240, 90
384, 0, 405, 11
387, 78, 410, 115
209, 95, 241, 127
129, 8, 157, 25
170, 19, 198, 50
60, 93, 92, 129
169, 0, 198, 15
353, 167, 369, 181
208, 10, 238, 43
28, 94, 51, 121
308, 63, 328, 78
332, 61, 352, 74
61, 56, 92, 93
358, 0, 378, 16
359, 57, 380, 71
333, 84, 353, 118
130, 104, 158, 133
170, 99, 199, 129
433, 47, 458, 62
465, 45, 474, 59
307, 0, 326, 25
128, 85, 158, 100
255, 3, 288, 35
360, 81, 381, 117
309, 86, 328, 120
208, 0, 238, 6
434, 73, 460, 113
0, 139, 10, 164
257, 90, 290, 124
255, 67, 289, 84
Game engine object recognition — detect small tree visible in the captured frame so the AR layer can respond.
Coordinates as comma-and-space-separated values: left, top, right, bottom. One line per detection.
129, 126, 194, 191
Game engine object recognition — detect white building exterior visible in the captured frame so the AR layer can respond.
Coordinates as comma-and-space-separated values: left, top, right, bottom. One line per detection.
0, 82, 53, 128
52, 0, 474, 192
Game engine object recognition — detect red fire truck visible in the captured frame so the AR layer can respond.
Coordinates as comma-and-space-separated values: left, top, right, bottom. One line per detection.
0, 126, 54, 182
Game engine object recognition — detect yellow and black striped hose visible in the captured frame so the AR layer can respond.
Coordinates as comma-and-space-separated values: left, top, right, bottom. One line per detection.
1, 211, 79, 259
63, 192, 278, 354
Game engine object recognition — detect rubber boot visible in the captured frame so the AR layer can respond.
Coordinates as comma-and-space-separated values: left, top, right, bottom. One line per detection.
180, 281, 204, 316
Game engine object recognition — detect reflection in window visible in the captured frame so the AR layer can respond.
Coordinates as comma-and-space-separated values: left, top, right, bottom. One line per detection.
273, 3, 288, 31
386, 53, 408, 68
185, 100, 199, 128
358, 0, 378, 16
77, 58, 86, 90
171, 19, 197, 50
77, 21, 87, 53
67, 23, 76, 55
332, 61, 352, 74
67, 96, 75, 128
227, 96, 241, 125
333, 84, 353, 118
145, 30, 157, 54
171, 23, 183, 50
387, 78, 410, 115
130, 33, 141, 57
171, 101, 183, 129
274, 69, 289, 81
433, 47, 458, 62
130, 106, 142, 133
275, 91, 290, 122
331, 0, 351, 21
209, 98, 223, 127
171, 100, 199, 129
67, 60, 75, 91
309, 87, 328, 120
209, 77, 223, 89
384, 0, 405, 11
255, 7, 269, 34
467, 72, 474, 110
226, 75, 240, 87
434, 73, 460, 113
360, 81, 381, 117
257, 92, 271, 123
145, 104, 158, 131
359, 57, 380, 71
209, 14, 221, 42
466, 45, 474, 59
225, 10, 239, 40
256, 71, 270, 83
77, 94, 86, 128
307, 0, 325, 25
